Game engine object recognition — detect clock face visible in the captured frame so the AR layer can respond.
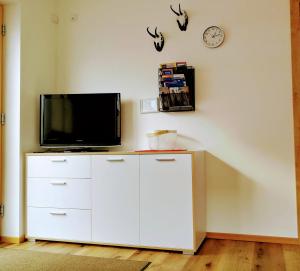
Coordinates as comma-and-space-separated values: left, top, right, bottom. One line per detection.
203, 26, 225, 48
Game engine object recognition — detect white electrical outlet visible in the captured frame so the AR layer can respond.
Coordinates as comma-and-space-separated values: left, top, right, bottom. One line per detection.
140, 98, 159, 114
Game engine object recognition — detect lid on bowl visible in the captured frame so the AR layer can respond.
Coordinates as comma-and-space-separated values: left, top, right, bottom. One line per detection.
147, 130, 177, 137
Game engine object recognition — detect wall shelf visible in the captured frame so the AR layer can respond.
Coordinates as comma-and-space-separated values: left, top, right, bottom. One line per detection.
158, 64, 195, 112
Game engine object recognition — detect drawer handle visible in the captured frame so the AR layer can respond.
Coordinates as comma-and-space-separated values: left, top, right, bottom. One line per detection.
50, 182, 67, 185
106, 158, 125, 162
51, 159, 67, 163
156, 158, 176, 162
50, 212, 67, 216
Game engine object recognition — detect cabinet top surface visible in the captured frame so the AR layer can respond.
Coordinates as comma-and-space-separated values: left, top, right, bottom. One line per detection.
26, 150, 203, 156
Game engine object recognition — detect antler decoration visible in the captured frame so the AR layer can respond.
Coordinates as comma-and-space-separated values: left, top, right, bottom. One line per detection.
146, 27, 165, 52
170, 3, 189, 31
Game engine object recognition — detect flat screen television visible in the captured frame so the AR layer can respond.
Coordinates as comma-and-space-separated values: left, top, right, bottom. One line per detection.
40, 93, 121, 148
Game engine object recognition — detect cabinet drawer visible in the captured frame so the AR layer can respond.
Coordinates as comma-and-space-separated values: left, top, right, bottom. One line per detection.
27, 208, 91, 242
27, 179, 91, 209
27, 156, 91, 178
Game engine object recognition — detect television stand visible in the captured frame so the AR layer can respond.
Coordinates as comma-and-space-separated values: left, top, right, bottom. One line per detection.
26, 150, 206, 254
63, 148, 109, 153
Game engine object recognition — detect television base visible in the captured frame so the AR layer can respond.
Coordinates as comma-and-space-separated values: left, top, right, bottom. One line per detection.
37, 148, 110, 153
63, 148, 109, 153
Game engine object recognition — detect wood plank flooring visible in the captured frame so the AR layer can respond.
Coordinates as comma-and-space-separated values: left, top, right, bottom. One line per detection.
1, 239, 300, 270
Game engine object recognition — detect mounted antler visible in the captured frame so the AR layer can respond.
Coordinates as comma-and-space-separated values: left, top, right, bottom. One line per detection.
170, 3, 182, 16
147, 27, 159, 38
170, 3, 189, 31
146, 27, 165, 52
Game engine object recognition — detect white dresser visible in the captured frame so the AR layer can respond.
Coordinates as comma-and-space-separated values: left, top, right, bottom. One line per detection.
26, 151, 206, 254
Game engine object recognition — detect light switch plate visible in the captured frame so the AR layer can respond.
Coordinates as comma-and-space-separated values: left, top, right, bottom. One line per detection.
140, 98, 159, 114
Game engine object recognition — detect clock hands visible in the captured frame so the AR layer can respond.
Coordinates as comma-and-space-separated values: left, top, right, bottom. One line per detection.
212, 32, 221, 38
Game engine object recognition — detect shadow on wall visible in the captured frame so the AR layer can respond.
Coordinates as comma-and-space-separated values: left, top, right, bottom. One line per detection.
205, 152, 260, 233
119, 99, 136, 150
177, 133, 204, 149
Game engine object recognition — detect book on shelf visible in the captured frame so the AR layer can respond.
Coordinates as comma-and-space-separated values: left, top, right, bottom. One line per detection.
169, 86, 189, 94
164, 79, 186, 88
161, 75, 174, 80
160, 63, 177, 69
161, 74, 185, 80
160, 62, 187, 69
161, 69, 173, 75
173, 74, 185, 79
176, 61, 187, 67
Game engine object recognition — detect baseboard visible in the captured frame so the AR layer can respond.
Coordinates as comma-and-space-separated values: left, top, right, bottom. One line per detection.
2, 233, 298, 246
0, 235, 25, 244
206, 232, 300, 245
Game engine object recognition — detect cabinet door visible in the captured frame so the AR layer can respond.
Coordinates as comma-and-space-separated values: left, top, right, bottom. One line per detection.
140, 154, 194, 250
92, 155, 139, 245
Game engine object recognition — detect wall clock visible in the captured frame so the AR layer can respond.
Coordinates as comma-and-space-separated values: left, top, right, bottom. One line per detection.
203, 26, 225, 48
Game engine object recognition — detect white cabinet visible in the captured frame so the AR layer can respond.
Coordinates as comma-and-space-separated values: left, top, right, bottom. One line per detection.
91, 155, 140, 245
140, 154, 194, 250
26, 151, 205, 254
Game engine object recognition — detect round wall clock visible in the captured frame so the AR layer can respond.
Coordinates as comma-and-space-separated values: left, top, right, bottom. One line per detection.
203, 26, 225, 48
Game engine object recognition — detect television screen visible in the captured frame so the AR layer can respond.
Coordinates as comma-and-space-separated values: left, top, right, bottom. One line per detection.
40, 93, 121, 147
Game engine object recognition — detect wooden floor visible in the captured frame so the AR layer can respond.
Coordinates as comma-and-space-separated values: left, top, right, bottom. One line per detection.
1, 239, 300, 270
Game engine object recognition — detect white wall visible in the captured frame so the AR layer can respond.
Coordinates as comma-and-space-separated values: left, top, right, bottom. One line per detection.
2, 2, 21, 237
1, 0, 57, 238
55, 0, 297, 237
1, 0, 297, 239
20, 0, 57, 153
